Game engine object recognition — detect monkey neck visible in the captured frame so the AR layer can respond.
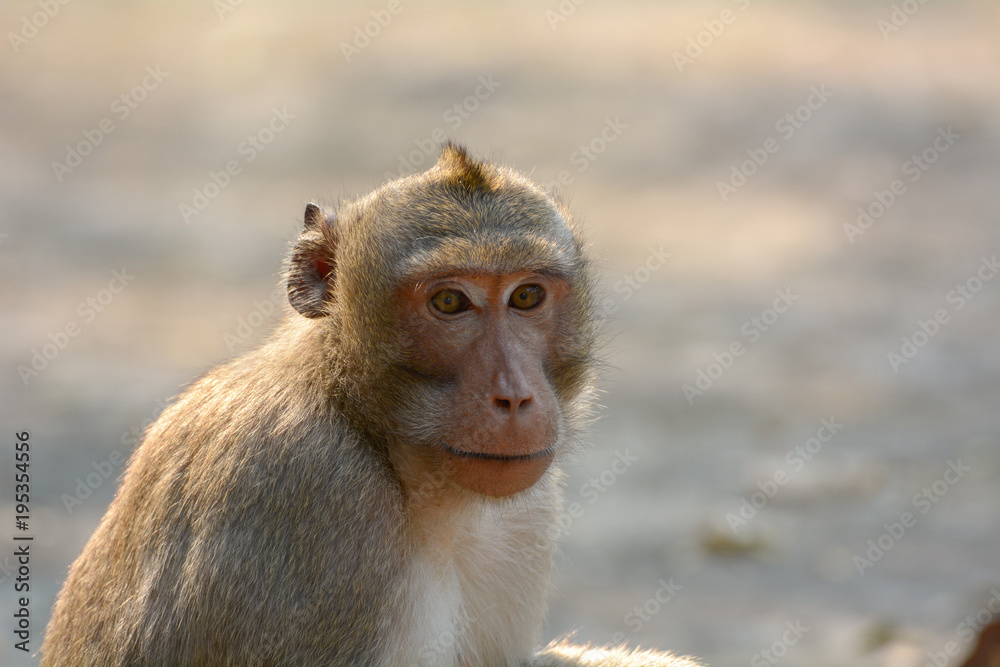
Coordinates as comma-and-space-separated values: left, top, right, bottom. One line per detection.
387, 469, 563, 666
409, 493, 481, 564
403, 461, 564, 594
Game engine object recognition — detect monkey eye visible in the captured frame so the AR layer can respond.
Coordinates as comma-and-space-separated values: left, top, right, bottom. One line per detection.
430, 288, 470, 315
509, 284, 545, 310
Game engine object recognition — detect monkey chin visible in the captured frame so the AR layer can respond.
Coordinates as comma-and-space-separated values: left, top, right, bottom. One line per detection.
440, 444, 555, 497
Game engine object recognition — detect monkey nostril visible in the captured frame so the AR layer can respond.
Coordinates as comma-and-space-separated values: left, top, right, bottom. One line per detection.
493, 395, 532, 414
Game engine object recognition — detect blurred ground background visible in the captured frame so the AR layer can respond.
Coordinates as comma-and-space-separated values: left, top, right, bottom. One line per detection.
2, 1, 999, 665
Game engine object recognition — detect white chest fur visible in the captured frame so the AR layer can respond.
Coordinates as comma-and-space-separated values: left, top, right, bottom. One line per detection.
385, 483, 560, 667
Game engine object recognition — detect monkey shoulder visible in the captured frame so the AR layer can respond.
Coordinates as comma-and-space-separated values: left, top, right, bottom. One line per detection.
85, 341, 408, 663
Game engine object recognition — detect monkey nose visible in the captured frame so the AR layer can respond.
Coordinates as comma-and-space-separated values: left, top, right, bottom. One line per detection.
493, 394, 534, 416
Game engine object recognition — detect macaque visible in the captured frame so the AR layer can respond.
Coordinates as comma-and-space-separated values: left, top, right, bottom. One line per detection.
42, 144, 701, 667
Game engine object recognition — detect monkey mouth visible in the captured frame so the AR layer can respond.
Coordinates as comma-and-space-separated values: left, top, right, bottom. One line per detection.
440, 443, 555, 462
437, 441, 556, 497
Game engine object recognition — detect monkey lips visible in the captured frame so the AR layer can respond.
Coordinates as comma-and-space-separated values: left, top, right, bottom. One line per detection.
438, 442, 556, 497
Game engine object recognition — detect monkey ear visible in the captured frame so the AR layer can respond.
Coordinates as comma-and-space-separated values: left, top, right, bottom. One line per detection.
303, 202, 323, 230
287, 204, 337, 319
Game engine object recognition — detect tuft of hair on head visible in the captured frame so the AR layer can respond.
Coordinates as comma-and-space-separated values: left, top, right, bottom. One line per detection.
435, 141, 497, 193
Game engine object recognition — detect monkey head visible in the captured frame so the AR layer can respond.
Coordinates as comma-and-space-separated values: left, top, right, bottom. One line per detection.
286, 144, 596, 498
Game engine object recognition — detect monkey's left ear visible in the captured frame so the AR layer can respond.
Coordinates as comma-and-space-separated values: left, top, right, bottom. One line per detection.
287, 203, 337, 318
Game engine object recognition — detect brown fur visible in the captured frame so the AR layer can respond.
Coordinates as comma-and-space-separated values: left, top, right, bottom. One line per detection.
41, 144, 701, 667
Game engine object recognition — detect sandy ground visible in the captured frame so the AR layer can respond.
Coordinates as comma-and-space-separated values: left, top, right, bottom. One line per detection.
2, 1, 999, 665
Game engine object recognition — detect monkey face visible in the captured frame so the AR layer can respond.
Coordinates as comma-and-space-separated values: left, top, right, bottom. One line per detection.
286, 145, 596, 500
392, 271, 567, 497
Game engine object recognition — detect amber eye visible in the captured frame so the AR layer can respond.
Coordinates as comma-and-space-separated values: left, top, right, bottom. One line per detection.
509, 284, 545, 310
430, 289, 470, 314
